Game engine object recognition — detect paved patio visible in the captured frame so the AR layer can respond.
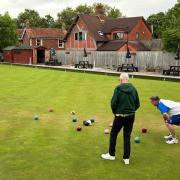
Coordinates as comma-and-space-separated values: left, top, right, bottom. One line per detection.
1, 62, 180, 81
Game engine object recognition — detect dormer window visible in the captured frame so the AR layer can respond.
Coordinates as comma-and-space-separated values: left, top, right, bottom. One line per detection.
98, 31, 104, 36
113, 32, 124, 40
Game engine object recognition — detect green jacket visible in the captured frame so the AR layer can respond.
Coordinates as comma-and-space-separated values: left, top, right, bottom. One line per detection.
111, 83, 140, 114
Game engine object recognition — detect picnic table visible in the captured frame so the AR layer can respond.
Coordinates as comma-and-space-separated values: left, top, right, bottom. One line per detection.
117, 64, 138, 72
75, 61, 93, 69
163, 65, 180, 76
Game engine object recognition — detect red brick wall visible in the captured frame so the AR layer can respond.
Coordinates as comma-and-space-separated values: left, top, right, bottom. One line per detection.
30, 38, 64, 50
128, 19, 152, 41
110, 20, 152, 41
3, 51, 13, 63
22, 31, 64, 50
13, 50, 33, 64
66, 18, 97, 50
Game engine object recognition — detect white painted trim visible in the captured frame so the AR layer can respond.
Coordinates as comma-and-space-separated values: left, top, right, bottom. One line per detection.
36, 38, 43, 46
58, 39, 64, 48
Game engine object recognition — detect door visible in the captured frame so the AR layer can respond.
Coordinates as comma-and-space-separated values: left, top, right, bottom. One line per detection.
37, 49, 45, 63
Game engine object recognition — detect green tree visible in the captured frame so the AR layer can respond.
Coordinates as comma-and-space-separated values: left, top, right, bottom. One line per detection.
147, 12, 167, 38
107, 7, 122, 18
0, 12, 18, 49
57, 7, 76, 29
17, 9, 41, 28
162, 28, 180, 52
75, 4, 93, 15
40, 14, 55, 28
162, 0, 180, 52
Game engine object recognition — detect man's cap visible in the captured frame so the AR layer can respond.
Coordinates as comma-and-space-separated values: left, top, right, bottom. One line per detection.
150, 96, 160, 101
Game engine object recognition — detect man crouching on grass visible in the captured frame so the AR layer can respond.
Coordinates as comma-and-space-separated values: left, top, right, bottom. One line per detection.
101, 73, 140, 165
150, 96, 180, 144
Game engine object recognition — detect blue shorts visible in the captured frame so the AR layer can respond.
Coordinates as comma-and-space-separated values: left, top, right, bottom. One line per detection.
169, 114, 180, 126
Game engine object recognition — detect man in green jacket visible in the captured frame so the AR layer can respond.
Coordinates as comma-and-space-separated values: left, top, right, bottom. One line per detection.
101, 73, 140, 165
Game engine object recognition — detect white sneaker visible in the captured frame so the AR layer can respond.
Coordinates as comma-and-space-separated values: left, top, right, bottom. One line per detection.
123, 159, 130, 165
166, 138, 178, 144
101, 153, 115, 160
164, 134, 173, 140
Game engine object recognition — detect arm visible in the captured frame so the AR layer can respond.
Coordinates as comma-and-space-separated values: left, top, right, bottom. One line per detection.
162, 113, 169, 123
135, 90, 140, 110
111, 88, 119, 114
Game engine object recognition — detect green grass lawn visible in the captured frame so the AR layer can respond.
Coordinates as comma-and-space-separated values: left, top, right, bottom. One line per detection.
0, 64, 180, 180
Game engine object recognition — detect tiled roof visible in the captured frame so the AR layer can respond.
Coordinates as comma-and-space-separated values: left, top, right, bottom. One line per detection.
97, 40, 150, 51
64, 14, 151, 43
3, 46, 16, 51
3, 45, 33, 51
25, 28, 66, 38
64, 14, 108, 42
102, 17, 146, 33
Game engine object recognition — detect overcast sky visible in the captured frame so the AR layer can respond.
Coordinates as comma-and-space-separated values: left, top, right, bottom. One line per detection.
0, 0, 178, 19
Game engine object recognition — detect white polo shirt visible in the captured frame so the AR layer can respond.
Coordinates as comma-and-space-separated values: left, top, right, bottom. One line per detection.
157, 99, 180, 117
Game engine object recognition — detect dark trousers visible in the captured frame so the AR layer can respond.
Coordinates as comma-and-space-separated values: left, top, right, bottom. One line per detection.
109, 115, 135, 159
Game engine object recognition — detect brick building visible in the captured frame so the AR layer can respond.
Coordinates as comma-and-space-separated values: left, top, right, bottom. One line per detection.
64, 14, 152, 53
17, 28, 66, 63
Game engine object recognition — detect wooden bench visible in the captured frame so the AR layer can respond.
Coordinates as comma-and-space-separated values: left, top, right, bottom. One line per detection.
75, 61, 93, 69
163, 66, 180, 76
117, 64, 138, 72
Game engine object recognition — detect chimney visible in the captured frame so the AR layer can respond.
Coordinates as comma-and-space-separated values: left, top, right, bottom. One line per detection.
95, 3, 106, 23
95, 3, 105, 15
25, 20, 31, 29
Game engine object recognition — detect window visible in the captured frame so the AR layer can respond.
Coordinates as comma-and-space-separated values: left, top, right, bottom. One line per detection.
136, 32, 140, 40
58, 40, 64, 48
113, 32, 124, 40
74, 32, 86, 41
36, 38, 43, 46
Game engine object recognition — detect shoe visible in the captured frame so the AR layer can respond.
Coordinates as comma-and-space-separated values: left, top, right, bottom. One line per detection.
101, 153, 115, 160
123, 159, 130, 165
164, 134, 173, 140
166, 138, 178, 144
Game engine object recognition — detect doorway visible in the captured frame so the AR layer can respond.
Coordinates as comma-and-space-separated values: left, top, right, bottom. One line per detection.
37, 49, 45, 63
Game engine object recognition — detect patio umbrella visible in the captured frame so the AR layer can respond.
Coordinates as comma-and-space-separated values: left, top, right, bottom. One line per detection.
126, 46, 131, 59
83, 48, 87, 57
175, 46, 180, 60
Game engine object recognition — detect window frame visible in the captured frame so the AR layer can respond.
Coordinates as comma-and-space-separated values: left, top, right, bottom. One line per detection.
36, 38, 43, 46
58, 39, 64, 48
74, 31, 86, 41
113, 32, 124, 40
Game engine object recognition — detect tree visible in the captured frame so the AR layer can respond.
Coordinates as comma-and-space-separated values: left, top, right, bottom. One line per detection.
147, 12, 167, 38
57, 3, 123, 29
0, 12, 18, 49
16, 9, 41, 28
107, 7, 122, 19
162, 28, 180, 52
57, 7, 76, 29
147, 0, 180, 52
40, 14, 55, 28
75, 4, 93, 15
162, 1, 180, 52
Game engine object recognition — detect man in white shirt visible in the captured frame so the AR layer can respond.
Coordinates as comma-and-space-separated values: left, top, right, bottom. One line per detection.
150, 96, 180, 144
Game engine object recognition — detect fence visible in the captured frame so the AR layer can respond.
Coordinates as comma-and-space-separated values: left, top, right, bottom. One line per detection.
56, 51, 177, 71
